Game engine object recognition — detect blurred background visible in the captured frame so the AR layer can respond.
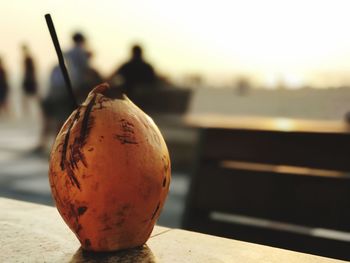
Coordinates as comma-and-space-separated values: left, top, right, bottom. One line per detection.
2, 0, 350, 231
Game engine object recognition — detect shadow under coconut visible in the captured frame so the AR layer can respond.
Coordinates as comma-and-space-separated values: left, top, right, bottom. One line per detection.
69, 245, 158, 263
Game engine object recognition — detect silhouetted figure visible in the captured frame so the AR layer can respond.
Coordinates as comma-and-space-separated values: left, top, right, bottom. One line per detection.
110, 44, 156, 97
235, 77, 250, 96
78, 51, 103, 100
21, 44, 38, 115
22, 45, 37, 96
65, 32, 91, 103
344, 111, 350, 124
0, 57, 9, 115
35, 33, 102, 153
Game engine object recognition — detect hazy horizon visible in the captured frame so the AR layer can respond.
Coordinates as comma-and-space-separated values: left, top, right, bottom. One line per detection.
2, 0, 350, 90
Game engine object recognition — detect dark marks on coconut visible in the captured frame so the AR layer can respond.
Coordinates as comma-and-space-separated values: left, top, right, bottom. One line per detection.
84, 239, 91, 249
60, 108, 81, 171
60, 95, 97, 190
151, 202, 160, 220
79, 95, 96, 147
77, 206, 88, 216
114, 119, 138, 145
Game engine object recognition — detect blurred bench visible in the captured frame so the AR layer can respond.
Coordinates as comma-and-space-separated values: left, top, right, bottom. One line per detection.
182, 115, 350, 261
132, 87, 192, 115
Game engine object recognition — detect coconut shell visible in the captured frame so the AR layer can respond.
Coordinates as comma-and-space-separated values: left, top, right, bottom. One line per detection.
49, 83, 171, 251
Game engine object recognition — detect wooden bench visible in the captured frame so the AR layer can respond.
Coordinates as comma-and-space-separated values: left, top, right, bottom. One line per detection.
182, 116, 350, 261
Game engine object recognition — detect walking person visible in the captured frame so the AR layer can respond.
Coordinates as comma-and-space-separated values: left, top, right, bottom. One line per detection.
34, 32, 102, 153
0, 56, 9, 115
21, 44, 39, 116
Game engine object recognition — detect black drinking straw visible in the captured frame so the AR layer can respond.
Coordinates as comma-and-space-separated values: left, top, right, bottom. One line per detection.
45, 14, 78, 109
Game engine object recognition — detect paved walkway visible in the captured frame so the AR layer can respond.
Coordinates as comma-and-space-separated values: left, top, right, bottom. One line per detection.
0, 117, 189, 228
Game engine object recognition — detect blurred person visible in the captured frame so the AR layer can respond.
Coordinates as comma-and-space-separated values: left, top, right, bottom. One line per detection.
21, 44, 39, 115
344, 111, 350, 124
65, 32, 93, 103
109, 44, 156, 98
235, 77, 250, 96
34, 65, 72, 153
79, 50, 103, 99
0, 57, 9, 115
34, 38, 102, 154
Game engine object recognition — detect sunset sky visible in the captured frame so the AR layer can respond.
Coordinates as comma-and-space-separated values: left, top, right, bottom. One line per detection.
2, 0, 350, 89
